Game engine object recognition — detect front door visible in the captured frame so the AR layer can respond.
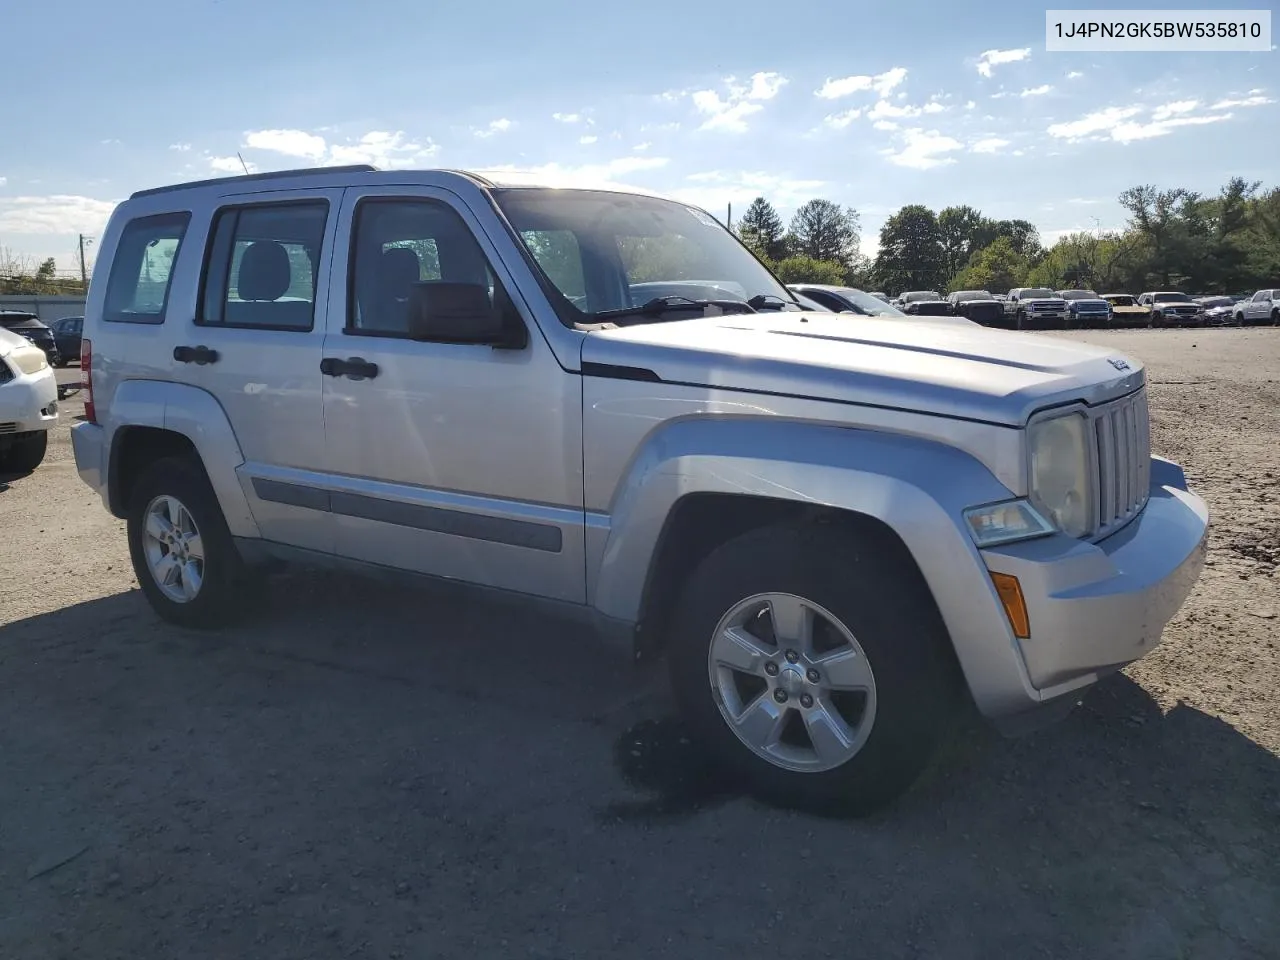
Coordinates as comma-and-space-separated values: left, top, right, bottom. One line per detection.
319, 187, 585, 603
175, 188, 341, 554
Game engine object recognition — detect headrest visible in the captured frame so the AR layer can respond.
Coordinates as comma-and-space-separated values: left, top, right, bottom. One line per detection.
238, 241, 292, 301
379, 247, 422, 289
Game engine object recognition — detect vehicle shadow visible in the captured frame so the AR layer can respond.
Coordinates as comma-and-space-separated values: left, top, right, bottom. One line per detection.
2, 575, 1277, 957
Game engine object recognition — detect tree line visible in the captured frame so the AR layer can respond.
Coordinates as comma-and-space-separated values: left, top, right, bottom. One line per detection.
734, 177, 1280, 296
0, 248, 88, 296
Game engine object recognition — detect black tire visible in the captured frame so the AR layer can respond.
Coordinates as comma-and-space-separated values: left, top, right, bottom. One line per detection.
1271, 309, 1279, 326
126, 455, 256, 629
0, 431, 48, 474
667, 522, 960, 817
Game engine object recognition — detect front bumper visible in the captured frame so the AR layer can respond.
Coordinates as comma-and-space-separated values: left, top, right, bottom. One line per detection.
979, 456, 1208, 712
0, 371, 59, 433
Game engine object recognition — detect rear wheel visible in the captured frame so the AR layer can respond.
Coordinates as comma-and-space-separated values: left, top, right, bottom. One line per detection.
667, 523, 959, 817
0, 431, 48, 474
127, 456, 257, 628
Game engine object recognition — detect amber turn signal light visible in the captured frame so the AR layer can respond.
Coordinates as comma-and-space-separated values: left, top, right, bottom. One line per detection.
990, 572, 1030, 639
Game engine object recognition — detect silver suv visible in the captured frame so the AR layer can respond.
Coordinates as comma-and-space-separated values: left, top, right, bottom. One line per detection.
70, 166, 1209, 815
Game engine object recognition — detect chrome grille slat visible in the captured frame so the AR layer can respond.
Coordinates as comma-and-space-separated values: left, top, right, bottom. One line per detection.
1090, 388, 1150, 537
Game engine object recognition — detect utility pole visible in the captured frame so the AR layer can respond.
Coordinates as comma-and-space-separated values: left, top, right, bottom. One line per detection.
726, 203, 732, 230
78, 234, 93, 285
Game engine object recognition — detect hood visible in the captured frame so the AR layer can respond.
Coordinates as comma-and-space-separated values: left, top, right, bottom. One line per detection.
1069, 298, 1110, 307
581, 312, 1144, 427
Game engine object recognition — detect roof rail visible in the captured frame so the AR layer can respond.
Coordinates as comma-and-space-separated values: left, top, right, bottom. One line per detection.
129, 164, 379, 199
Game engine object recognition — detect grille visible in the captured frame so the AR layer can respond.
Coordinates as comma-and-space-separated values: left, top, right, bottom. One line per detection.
1092, 389, 1151, 537
0, 423, 17, 434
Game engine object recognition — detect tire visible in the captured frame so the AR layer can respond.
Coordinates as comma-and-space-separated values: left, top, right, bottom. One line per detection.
1272, 309, 1279, 326
126, 455, 257, 629
1235, 313, 1245, 326
0, 431, 48, 474
667, 522, 960, 817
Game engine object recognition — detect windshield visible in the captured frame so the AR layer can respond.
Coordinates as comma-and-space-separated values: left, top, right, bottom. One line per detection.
492, 188, 799, 323
1058, 290, 1097, 300
1153, 292, 1192, 303
835, 288, 906, 316
951, 291, 991, 301
1023, 288, 1056, 298
1201, 297, 1233, 307
902, 291, 940, 301
1104, 295, 1134, 306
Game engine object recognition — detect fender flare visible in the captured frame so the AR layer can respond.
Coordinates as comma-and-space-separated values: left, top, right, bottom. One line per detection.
106, 379, 261, 539
590, 417, 1041, 712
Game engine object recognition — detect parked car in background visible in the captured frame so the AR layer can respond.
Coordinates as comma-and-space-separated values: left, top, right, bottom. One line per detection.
1056, 289, 1112, 328
1005, 288, 1068, 330
1236, 289, 1280, 326
788, 284, 908, 317
897, 290, 952, 316
946, 290, 1006, 327
1101, 294, 1150, 327
0, 311, 61, 366
0, 326, 59, 473
868, 291, 890, 302
1138, 292, 1203, 327
1197, 296, 1241, 326
789, 291, 835, 312
50, 315, 84, 364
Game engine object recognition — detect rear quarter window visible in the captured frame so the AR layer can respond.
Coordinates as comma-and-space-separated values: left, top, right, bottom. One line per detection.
102, 212, 192, 324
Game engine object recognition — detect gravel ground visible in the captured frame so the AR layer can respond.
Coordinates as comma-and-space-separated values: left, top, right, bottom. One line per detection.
1, 330, 1277, 960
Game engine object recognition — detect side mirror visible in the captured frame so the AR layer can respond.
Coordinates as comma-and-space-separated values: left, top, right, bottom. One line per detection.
406, 281, 527, 349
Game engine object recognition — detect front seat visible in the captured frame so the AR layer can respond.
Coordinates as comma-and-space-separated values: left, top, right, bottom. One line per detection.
235, 240, 298, 326
374, 247, 423, 333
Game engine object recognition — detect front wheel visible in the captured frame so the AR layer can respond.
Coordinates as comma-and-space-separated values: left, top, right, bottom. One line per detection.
0, 431, 48, 474
667, 523, 959, 817
127, 456, 258, 628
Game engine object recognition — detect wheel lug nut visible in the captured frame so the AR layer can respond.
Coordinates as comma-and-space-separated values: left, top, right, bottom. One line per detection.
806, 668, 820, 683
800, 694, 814, 708
764, 662, 779, 676
773, 689, 788, 704
785, 650, 799, 664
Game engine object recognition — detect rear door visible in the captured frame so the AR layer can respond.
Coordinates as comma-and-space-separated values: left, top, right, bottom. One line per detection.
175, 188, 341, 554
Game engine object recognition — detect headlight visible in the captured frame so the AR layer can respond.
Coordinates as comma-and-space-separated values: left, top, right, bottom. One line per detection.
963, 499, 1056, 547
1028, 412, 1092, 538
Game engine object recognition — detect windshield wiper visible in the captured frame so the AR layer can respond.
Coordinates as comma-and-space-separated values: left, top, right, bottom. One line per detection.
591, 295, 759, 323
746, 293, 795, 312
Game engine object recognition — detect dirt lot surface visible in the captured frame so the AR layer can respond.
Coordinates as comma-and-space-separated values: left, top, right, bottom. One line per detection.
2, 330, 1278, 959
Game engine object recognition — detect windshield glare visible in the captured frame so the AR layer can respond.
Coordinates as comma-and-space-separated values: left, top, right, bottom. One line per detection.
1154, 292, 1192, 302
951, 291, 990, 301
492, 189, 798, 321
836, 288, 906, 316
1023, 288, 1055, 298
1059, 290, 1097, 299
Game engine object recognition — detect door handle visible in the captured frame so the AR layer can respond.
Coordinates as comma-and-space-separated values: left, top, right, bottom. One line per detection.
174, 345, 219, 365
321, 356, 379, 380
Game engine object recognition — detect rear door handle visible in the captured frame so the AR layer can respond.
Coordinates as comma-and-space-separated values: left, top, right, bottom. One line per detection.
321, 356, 379, 380
174, 345, 219, 365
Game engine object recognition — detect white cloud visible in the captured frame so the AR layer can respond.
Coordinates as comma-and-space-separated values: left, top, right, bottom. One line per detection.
0, 194, 118, 235
100, 138, 121, 146
1068, 197, 1104, 204
873, 120, 899, 131
474, 118, 512, 138
691, 71, 788, 132
0, 176, 7, 187
1248, 88, 1265, 95
1151, 100, 1199, 121
579, 135, 598, 144
964, 100, 977, 110
1067, 71, 1084, 80
1021, 84, 1053, 97
823, 108, 862, 129
244, 128, 327, 160
634, 142, 651, 151
671, 170, 826, 214
971, 137, 1011, 154
1047, 105, 1143, 140
209, 155, 256, 173
1111, 113, 1234, 143
885, 128, 963, 169
923, 101, 946, 113
552, 112, 581, 123
168, 143, 191, 152
815, 66, 907, 99
867, 99, 940, 120
325, 131, 439, 167
977, 47, 1030, 77
1210, 95, 1273, 109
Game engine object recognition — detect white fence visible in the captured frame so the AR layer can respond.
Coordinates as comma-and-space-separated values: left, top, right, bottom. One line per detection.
0, 296, 87, 322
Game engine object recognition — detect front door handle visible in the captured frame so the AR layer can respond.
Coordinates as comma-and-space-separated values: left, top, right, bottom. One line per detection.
174, 345, 219, 365
321, 356, 379, 380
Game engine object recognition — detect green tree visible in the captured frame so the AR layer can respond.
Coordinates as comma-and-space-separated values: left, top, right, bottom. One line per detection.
786, 199, 860, 267
773, 256, 847, 285
937, 205, 986, 282
950, 236, 1029, 293
873, 204, 945, 293
735, 197, 787, 262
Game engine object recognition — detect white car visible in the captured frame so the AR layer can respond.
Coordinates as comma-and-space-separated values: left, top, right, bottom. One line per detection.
1236, 289, 1279, 326
0, 326, 59, 473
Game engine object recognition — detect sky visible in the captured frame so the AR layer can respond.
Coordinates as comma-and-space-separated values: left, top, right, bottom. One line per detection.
2, 0, 1276, 274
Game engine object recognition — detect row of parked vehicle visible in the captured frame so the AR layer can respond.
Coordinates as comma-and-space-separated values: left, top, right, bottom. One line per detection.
853, 287, 1280, 330
0, 311, 84, 367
